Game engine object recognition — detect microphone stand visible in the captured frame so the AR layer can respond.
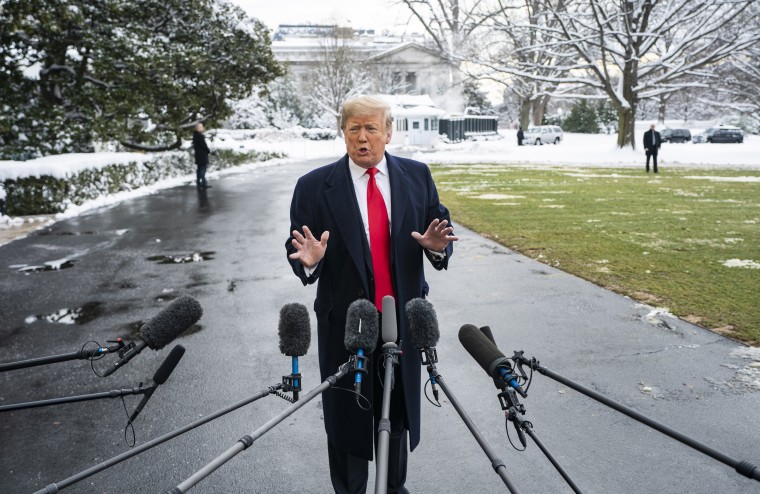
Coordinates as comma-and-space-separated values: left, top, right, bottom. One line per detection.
164, 362, 352, 493
512, 352, 760, 484
422, 348, 521, 494
0, 341, 125, 372
497, 385, 583, 493
375, 340, 402, 494
31, 383, 288, 494
0, 385, 155, 412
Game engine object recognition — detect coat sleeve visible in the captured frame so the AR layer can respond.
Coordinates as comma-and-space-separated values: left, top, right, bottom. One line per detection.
423, 165, 453, 271
285, 176, 324, 285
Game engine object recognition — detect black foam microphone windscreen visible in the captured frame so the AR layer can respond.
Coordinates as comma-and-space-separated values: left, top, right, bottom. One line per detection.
153, 345, 186, 385
381, 296, 397, 344
141, 295, 203, 349
479, 325, 496, 346
278, 303, 312, 356
344, 299, 379, 352
458, 324, 509, 378
405, 298, 440, 349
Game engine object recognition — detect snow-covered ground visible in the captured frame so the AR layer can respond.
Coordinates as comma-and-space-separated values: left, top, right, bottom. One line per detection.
2, 121, 759, 246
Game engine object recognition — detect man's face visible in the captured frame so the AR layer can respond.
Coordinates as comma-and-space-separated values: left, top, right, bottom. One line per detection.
343, 112, 392, 169
650, 125, 655, 131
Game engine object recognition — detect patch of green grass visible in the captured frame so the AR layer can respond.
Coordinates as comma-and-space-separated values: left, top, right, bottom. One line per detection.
432, 163, 760, 345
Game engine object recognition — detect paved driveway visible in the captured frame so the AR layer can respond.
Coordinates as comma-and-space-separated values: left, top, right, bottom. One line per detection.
0, 158, 758, 493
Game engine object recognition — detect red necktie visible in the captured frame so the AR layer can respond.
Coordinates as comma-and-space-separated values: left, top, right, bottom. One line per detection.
366, 168, 394, 311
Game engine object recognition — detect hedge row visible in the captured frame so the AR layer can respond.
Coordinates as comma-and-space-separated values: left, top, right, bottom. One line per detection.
1, 149, 282, 216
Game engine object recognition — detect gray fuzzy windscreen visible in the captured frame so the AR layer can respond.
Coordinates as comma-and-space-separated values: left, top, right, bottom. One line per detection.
344, 299, 379, 352
278, 303, 311, 356
405, 298, 440, 349
141, 295, 203, 349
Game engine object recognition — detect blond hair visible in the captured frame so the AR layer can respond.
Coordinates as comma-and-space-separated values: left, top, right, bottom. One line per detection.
340, 96, 392, 133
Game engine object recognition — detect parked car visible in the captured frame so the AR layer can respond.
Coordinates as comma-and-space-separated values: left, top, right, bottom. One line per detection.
524, 125, 564, 145
708, 128, 744, 143
661, 128, 691, 143
693, 125, 743, 143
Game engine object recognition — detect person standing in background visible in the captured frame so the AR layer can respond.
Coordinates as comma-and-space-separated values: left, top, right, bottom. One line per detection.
192, 123, 211, 188
643, 123, 662, 173
517, 126, 524, 146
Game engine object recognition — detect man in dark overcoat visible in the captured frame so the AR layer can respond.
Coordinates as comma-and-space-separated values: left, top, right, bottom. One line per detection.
286, 95, 457, 494
192, 123, 211, 188
643, 123, 662, 173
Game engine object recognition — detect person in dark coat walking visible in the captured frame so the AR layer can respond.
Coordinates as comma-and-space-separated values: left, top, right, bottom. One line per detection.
643, 123, 662, 173
517, 126, 524, 146
286, 95, 458, 494
192, 123, 211, 188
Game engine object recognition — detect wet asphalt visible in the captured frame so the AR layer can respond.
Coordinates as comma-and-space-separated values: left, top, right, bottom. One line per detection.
0, 157, 759, 494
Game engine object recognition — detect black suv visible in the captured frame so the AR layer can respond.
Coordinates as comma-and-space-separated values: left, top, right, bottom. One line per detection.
661, 128, 691, 143
708, 128, 743, 143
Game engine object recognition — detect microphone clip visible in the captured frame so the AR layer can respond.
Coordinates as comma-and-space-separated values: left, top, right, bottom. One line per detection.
281, 373, 302, 395
348, 353, 369, 376
419, 347, 438, 365
497, 387, 525, 415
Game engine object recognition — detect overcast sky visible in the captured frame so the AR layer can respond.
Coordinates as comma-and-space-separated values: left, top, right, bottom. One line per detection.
231, 0, 422, 33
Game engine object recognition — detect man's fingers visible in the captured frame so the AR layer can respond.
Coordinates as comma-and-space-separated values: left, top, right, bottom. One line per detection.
302, 225, 314, 239
411, 231, 423, 241
320, 230, 330, 244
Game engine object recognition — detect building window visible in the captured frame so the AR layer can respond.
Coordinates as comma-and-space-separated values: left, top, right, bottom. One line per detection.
412, 121, 420, 129
424, 118, 429, 131
432, 118, 438, 131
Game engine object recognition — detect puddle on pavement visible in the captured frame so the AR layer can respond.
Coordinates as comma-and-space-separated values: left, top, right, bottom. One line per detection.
156, 289, 178, 302
25, 301, 104, 325
38, 229, 129, 237
147, 252, 215, 264
13, 259, 77, 273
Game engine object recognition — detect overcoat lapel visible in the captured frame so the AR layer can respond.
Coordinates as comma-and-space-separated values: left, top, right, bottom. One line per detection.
324, 156, 371, 293
387, 153, 409, 266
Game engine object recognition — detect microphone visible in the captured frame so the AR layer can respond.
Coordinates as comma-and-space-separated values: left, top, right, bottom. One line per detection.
129, 345, 186, 424
381, 295, 397, 345
405, 298, 440, 400
103, 295, 202, 377
479, 325, 496, 345
458, 324, 527, 398
278, 303, 312, 400
344, 299, 379, 398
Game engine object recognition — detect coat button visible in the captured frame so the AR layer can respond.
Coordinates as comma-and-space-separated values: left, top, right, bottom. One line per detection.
358, 289, 364, 297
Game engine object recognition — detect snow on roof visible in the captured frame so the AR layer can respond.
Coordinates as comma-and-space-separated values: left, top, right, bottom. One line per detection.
375, 94, 445, 118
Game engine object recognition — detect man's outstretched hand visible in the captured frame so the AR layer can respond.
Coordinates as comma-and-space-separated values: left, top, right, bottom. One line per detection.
289, 225, 329, 269
411, 219, 459, 253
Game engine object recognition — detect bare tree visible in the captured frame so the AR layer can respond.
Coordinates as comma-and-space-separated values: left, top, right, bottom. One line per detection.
472, 0, 576, 128
470, 0, 760, 148
305, 30, 370, 135
702, 4, 760, 129
397, 1, 505, 104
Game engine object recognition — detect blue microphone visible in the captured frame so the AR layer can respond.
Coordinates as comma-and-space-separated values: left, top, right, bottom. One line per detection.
344, 299, 379, 400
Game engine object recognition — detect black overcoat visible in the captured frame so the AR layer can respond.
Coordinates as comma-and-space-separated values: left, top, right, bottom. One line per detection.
643, 129, 661, 153
285, 152, 453, 460
192, 131, 210, 166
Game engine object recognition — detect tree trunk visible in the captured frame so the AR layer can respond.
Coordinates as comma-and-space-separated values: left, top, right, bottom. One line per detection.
532, 94, 550, 125
658, 95, 667, 124
519, 98, 531, 130
617, 107, 635, 149
616, 58, 638, 149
